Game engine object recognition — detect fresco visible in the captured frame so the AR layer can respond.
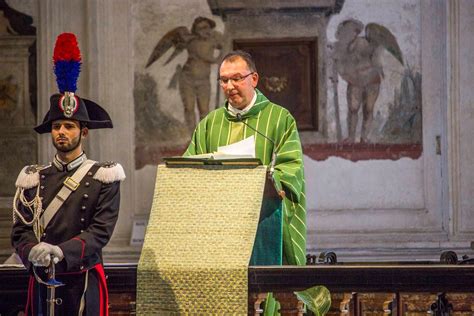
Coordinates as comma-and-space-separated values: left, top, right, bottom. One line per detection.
145, 16, 224, 134
133, 0, 224, 169
333, 19, 404, 143
326, 0, 422, 147
133, 0, 422, 168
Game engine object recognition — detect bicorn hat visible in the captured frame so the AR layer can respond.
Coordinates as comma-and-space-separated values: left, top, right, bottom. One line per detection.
34, 33, 113, 134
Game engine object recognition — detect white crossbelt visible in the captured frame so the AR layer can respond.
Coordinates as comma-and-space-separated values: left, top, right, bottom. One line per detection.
40, 160, 96, 232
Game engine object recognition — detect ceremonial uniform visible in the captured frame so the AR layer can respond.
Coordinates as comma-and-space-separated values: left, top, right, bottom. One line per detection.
10, 33, 125, 316
11, 153, 125, 315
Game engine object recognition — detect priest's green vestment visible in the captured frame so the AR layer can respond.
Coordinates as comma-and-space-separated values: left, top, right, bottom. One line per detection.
184, 89, 307, 266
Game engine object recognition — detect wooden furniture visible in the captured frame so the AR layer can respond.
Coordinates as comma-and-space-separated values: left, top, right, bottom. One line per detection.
1, 263, 473, 315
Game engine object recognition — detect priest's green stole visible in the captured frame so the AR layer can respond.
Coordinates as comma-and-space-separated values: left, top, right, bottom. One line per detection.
137, 164, 267, 314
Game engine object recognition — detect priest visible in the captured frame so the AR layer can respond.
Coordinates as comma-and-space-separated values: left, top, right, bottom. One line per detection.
184, 50, 306, 269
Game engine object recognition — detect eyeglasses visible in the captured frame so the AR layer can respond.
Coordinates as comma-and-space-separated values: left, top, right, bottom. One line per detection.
218, 72, 254, 85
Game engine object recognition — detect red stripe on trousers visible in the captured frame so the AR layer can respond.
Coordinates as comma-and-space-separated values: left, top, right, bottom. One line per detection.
95, 263, 109, 316
25, 275, 34, 315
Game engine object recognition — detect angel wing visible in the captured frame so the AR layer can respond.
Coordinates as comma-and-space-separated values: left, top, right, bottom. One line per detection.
145, 26, 193, 68
365, 23, 403, 65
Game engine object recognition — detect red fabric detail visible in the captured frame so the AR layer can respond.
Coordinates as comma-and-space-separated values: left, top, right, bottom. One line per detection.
95, 263, 109, 316
72, 237, 86, 259
25, 275, 34, 315
53, 33, 81, 62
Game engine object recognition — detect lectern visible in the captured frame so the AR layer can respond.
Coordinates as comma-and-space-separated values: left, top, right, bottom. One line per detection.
137, 160, 282, 314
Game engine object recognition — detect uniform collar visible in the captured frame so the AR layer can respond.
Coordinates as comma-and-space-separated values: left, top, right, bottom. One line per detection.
53, 152, 87, 172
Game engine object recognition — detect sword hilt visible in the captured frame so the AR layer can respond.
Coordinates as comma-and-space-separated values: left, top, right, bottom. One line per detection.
32, 255, 65, 316
32, 255, 65, 288
47, 255, 64, 287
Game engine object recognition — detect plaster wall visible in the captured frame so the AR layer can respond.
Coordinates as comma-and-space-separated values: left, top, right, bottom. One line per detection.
1, 0, 473, 263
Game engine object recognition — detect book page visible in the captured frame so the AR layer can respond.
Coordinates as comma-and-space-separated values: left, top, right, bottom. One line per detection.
217, 135, 256, 158
186, 153, 213, 159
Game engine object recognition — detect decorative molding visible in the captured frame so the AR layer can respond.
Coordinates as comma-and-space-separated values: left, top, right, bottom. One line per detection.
303, 143, 422, 161
418, 0, 448, 242
207, 0, 344, 19
37, 0, 57, 163
447, 0, 461, 237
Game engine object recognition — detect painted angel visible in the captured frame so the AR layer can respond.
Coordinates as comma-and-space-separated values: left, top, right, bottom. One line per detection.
333, 19, 404, 143
145, 16, 224, 132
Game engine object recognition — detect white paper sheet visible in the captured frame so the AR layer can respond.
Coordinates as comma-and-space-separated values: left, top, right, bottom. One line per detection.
217, 135, 256, 158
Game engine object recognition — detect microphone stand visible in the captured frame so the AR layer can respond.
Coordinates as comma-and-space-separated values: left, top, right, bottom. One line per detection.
235, 113, 284, 199
235, 113, 277, 175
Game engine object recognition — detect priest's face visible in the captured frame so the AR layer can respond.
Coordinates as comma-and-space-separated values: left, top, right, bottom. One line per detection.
219, 57, 259, 110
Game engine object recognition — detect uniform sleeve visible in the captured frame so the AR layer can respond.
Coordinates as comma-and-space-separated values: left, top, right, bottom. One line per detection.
58, 181, 121, 271
272, 113, 305, 209
10, 188, 39, 269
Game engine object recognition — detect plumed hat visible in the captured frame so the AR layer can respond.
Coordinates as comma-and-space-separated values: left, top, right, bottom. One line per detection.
34, 33, 113, 134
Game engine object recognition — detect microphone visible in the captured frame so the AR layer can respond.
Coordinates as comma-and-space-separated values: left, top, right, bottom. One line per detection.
236, 113, 277, 176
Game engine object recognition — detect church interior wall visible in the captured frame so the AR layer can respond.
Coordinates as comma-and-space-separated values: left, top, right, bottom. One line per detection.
0, 0, 473, 263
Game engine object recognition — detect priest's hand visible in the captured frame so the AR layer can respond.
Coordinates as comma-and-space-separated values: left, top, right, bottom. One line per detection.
28, 242, 64, 267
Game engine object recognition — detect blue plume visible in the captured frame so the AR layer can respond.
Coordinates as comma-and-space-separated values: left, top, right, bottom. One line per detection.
54, 60, 81, 94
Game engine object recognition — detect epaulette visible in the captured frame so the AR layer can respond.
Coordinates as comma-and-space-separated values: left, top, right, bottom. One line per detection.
15, 164, 51, 189
93, 161, 126, 184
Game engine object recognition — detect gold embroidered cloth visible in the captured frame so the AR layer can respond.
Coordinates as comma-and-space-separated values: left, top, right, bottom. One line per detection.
137, 164, 266, 314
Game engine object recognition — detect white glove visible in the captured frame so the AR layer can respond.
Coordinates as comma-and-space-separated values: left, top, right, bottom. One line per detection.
28, 242, 64, 267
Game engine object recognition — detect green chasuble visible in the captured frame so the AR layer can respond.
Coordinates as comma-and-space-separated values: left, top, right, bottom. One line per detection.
184, 89, 307, 266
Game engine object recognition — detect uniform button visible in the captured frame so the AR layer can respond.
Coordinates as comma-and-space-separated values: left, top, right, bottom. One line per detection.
85, 182, 90, 187
80, 230, 84, 233
83, 194, 88, 199
41, 175, 45, 179
81, 205, 86, 210
42, 233, 46, 237
87, 172, 93, 176
80, 218, 85, 222
80, 265, 84, 270
40, 185, 45, 190
44, 269, 49, 273
40, 196, 43, 200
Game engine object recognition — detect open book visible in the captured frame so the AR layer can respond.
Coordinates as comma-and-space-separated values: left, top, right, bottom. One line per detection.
164, 136, 261, 165
163, 155, 262, 166
187, 152, 254, 160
